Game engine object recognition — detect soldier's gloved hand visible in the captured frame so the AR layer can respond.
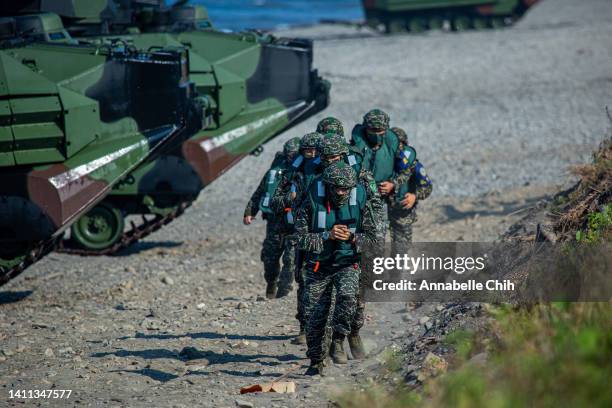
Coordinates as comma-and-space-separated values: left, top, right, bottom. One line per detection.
330, 225, 351, 241
400, 193, 417, 210
378, 181, 395, 196
290, 192, 297, 200
243, 215, 254, 225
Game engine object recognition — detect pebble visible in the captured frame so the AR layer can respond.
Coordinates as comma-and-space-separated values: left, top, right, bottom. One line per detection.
419, 316, 430, 325
44, 348, 54, 357
235, 400, 254, 408
161, 275, 175, 285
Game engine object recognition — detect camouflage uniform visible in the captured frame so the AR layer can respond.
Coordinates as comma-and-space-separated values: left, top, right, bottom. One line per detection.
270, 132, 323, 301
347, 110, 404, 346
319, 133, 385, 356
244, 137, 301, 298
388, 127, 433, 254
295, 162, 381, 374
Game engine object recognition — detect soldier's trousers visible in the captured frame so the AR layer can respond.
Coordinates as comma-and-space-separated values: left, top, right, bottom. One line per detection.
351, 269, 366, 333
344, 204, 416, 334
260, 220, 285, 285
388, 204, 416, 254
277, 236, 297, 294
294, 251, 306, 329
303, 263, 359, 363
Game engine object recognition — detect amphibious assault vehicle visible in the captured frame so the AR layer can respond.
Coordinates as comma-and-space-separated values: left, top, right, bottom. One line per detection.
361, 0, 540, 33
0, 12, 205, 284
4, 0, 331, 254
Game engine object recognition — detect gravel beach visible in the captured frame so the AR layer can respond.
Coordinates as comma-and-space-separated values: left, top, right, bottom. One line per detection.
1, 0, 611, 406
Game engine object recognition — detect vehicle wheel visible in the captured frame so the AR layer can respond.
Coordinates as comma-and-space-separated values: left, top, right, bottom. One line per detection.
472, 17, 490, 30
452, 16, 472, 31
490, 17, 506, 29
386, 19, 407, 34
71, 202, 124, 250
428, 16, 444, 31
408, 18, 427, 33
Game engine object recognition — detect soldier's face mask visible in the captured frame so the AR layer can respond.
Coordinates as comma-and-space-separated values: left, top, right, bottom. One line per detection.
330, 186, 350, 207
285, 152, 298, 164
322, 154, 342, 166
366, 127, 385, 145
302, 148, 317, 159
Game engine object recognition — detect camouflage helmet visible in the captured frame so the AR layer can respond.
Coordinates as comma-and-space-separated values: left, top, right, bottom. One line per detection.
283, 137, 301, 157
392, 127, 408, 144
322, 161, 357, 189
316, 117, 345, 137
320, 133, 349, 157
363, 109, 390, 129
300, 132, 323, 151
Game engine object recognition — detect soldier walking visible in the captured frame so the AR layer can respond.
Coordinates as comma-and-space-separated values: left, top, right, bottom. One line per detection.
295, 161, 381, 376
244, 137, 301, 298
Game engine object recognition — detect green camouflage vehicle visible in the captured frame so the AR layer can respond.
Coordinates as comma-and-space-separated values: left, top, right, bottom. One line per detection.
361, 0, 540, 33
0, 12, 205, 284
5, 1, 331, 254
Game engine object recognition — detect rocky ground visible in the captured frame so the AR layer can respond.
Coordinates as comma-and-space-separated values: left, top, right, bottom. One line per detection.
1, 0, 612, 406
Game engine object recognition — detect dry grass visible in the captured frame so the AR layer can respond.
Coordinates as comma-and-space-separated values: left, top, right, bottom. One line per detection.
554, 135, 612, 239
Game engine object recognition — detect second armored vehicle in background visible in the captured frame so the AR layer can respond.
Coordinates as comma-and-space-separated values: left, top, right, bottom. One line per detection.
361, 0, 540, 33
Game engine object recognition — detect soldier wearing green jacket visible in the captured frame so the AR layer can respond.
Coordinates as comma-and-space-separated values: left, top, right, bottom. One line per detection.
295, 161, 382, 376
243, 137, 301, 298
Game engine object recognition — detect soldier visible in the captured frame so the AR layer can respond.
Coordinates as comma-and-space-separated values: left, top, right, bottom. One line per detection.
388, 127, 433, 253
318, 133, 385, 363
270, 132, 324, 336
295, 161, 381, 376
243, 137, 301, 299
350, 108, 402, 212
316, 116, 345, 137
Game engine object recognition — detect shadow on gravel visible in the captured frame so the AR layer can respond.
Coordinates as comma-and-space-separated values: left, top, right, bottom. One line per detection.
92, 349, 179, 360
214, 369, 283, 378
441, 194, 549, 223
92, 348, 303, 367
112, 241, 184, 256
121, 331, 294, 342
110, 368, 179, 382
0, 290, 33, 304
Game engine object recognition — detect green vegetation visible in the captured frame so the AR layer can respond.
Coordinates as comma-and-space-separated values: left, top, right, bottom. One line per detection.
575, 204, 612, 243
423, 303, 612, 408
335, 304, 612, 408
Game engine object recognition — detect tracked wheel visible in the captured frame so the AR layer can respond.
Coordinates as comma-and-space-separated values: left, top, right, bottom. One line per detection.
472, 17, 490, 30
490, 17, 506, 29
408, 18, 427, 33
70, 202, 124, 251
428, 17, 444, 31
452, 16, 472, 31
386, 19, 407, 34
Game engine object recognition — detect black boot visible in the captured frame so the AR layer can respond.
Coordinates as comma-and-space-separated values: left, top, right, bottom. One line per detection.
265, 282, 277, 299
330, 333, 348, 364
304, 360, 325, 376
275, 285, 292, 298
348, 331, 366, 360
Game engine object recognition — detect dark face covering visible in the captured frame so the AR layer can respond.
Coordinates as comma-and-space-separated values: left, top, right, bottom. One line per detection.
366, 129, 385, 145
330, 186, 350, 207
